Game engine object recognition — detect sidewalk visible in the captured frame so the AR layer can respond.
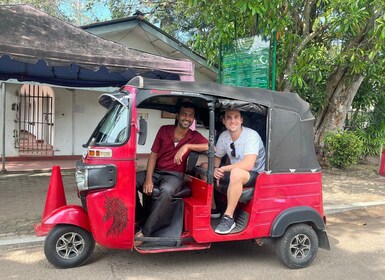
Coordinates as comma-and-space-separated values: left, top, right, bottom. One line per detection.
1, 157, 80, 173
0, 159, 384, 244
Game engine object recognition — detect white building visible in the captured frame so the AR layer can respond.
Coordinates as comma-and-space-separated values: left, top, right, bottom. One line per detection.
0, 6, 217, 161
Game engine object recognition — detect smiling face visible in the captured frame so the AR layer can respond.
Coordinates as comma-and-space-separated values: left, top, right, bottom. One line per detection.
223, 110, 243, 134
176, 106, 195, 129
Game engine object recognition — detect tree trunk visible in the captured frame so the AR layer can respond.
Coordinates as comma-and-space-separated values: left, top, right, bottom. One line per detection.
314, 71, 364, 152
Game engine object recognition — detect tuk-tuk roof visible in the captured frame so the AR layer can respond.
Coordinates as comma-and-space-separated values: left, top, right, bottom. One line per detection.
126, 76, 321, 172
127, 76, 313, 121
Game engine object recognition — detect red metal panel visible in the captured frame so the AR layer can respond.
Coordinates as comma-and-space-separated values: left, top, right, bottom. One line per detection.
34, 205, 91, 236
86, 160, 136, 249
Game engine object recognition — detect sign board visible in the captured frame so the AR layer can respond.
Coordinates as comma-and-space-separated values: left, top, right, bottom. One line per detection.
222, 35, 270, 88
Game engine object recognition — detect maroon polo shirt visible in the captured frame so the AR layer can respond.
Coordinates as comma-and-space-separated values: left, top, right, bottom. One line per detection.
151, 125, 208, 173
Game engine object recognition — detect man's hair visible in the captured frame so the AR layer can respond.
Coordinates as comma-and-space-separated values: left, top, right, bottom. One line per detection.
177, 101, 196, 114
222, 109, 243, 119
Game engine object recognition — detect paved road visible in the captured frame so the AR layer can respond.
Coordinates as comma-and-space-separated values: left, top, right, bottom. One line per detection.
0, 166, 385, 278
0, 205, 384, 279
0, 170, 80, 239
1, 167, 385, 240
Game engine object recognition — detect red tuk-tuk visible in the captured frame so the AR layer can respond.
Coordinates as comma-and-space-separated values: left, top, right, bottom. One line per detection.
35, 76, 330, 269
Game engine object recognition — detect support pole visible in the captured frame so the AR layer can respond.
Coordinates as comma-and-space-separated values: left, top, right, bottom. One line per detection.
207, 101, 215, 185
218, 40, 222, 84
1, 82, 7, 173
271, 31, 277, 91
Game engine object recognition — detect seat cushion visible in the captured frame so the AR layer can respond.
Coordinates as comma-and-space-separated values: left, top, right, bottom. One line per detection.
215, 184, 254, 203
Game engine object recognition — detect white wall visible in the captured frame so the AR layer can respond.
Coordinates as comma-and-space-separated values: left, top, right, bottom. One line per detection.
53, 88, 73, 155
0, 83, 19, 157
0, 83, 108, 157
136, 109, 209, 154
106, 32, 166, 56
106, 29, 211, 154
104, 29, 214, 82
137, 109, 173, 153
53, 88, 107, 155
2, 26, 214, 158
73, 90, 106, 154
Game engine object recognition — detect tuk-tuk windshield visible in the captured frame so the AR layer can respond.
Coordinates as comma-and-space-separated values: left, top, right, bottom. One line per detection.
89, 102, 129, 146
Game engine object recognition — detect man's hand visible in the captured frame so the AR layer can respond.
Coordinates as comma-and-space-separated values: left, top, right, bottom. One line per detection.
174, 145, 189, 165
213, 167, 225, 185
143, 179, 154, 195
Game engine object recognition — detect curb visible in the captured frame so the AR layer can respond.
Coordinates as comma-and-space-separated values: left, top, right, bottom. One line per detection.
324, 201, 385, 214
0, 169, 76, 178
0, 168, 76, 176
0, 236, 45, 247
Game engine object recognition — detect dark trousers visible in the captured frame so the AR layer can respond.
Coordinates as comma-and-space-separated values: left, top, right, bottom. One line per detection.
136, 169, 184, 237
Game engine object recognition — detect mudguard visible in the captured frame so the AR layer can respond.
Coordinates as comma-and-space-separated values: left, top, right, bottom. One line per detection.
270, 206, 330, 250
34, 205, 91, 237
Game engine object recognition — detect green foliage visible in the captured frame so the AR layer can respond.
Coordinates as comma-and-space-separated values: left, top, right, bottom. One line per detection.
323, 131, 364, 168
0, 0, 67, 20
348, 71, 385, 157
290, 44, 333, 113
85, 0, 143, 21
355, 128, 385, 157
3, 0, 385, 158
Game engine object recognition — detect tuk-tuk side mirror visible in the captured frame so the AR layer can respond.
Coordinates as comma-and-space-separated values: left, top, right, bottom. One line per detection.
138, 117, 147, 145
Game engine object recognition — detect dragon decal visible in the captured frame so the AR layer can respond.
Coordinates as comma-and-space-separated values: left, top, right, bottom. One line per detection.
103, 195, 128, 236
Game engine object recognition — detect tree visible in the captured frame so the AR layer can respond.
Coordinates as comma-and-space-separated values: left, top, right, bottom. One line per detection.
169, 0, 385, 153
4, 0, 385, 155
311, 1, 385, 152
0, 0, 69, 20
85, 0, 144, 20
348, 67, 385, 156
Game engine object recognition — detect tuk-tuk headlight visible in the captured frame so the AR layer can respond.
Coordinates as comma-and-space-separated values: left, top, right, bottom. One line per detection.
76, 168, 88, 191
75, 161, 117, 192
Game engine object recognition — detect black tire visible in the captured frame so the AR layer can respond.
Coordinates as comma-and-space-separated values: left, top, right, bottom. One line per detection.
44, 225, 95, 268
275, 223, 318, 269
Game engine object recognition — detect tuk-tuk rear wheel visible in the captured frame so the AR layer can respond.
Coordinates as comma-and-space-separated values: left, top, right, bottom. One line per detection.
44, 225, 95, 268
275, 223, 318, 269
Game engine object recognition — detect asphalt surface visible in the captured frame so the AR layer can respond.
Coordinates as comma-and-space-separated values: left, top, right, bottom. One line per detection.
0, 205, 384, 279
0, 161, 384, 279
0, 163, 384, 246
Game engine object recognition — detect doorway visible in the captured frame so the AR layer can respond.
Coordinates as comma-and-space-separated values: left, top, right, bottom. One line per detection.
15, 84, 54, 156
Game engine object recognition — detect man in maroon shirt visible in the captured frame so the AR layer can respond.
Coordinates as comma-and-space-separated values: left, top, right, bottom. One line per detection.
135, 102, 208, 246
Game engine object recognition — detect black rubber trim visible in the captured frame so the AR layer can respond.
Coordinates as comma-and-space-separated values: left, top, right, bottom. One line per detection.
77, 161, 117, 190
87, 165, 117, 190
270, 206, 326, 237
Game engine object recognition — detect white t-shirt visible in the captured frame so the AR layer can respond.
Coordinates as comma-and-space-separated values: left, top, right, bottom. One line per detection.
215, 126, 266, 172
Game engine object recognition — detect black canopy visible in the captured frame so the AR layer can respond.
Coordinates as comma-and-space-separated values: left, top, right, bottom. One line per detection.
0, 5, 194, 87
128, 77, 313, 120
125, 77, 320, 172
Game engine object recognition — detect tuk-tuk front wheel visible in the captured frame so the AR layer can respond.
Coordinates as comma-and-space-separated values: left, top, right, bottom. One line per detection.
275, 223, 318, 269
44, 225, 95, 268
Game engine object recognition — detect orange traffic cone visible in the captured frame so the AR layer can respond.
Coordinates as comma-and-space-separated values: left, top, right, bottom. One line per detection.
42, 165, 67, 219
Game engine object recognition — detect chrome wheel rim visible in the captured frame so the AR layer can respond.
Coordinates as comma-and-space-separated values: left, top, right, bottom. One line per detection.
289, 234, 311, 259
56, 232, 85, 259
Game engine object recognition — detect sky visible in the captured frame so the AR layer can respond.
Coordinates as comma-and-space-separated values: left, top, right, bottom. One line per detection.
60, 1, 112, 26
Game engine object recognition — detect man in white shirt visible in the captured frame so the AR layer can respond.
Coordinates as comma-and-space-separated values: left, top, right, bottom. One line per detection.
213, 109, 266, 234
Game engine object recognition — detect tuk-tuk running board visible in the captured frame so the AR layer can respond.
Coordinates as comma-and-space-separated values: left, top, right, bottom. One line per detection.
135, 237, 211, 252
135, 235, 194, 245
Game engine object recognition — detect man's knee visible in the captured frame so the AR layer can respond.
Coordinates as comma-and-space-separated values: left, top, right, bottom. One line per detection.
159, 180, 182, 198
229, 168, 250, 184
